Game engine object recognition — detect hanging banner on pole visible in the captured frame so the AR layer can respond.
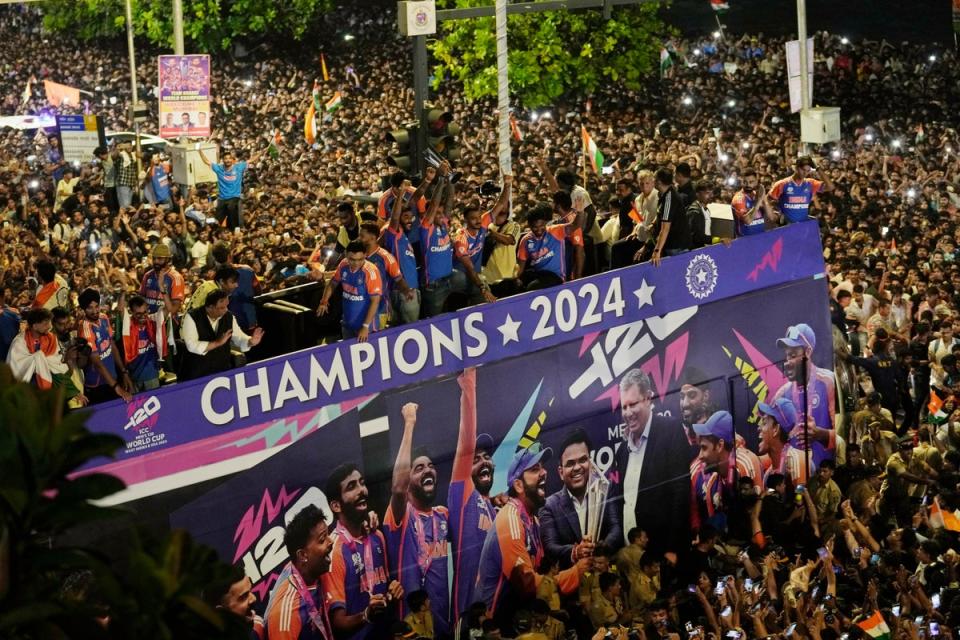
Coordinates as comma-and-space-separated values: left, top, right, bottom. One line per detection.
158, 54, 211, 139
785, 38, 814, 114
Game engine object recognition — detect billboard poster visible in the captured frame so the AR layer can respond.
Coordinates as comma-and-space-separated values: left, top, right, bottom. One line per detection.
171, 240, 835, 632
79, 223, 827, 495
157, 54, 211, 138
56, 114, 106, 163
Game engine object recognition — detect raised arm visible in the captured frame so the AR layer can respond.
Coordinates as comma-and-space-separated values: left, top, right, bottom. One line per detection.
197, 147, 213, 168
389, 403, 418, 524
451, 367, 478, 485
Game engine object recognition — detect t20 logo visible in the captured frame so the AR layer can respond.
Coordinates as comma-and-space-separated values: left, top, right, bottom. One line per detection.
123, 395, 161, 431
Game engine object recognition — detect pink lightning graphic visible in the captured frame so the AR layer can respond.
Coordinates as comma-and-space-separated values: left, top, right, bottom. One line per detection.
232, 485, 302, 563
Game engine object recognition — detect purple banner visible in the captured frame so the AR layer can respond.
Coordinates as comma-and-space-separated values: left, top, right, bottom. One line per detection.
171, 269, 834, 615
82, 222, 825, 488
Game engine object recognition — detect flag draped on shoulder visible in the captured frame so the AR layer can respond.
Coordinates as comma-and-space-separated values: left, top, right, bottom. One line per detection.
581, 126, 604, 174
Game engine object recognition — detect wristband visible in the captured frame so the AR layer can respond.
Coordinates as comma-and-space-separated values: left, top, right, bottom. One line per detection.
362, 323, 370, 328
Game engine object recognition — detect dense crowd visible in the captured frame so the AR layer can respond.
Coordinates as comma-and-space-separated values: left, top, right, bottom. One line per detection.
4, 2, 960, 639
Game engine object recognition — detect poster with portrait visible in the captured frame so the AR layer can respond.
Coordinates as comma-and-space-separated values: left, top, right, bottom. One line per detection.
169, 224, 835, 628
158, 54, 211, 138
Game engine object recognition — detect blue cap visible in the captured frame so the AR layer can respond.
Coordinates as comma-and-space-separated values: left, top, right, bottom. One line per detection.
476, 433, 494, 454
776, 323, 816, 350
692, 410, 734, 440
758, 397, 798, 429
507, 442, 552, 487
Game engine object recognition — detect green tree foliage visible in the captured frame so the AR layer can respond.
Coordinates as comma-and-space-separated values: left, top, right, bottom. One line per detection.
41, 0, 333, 52
0, 365, 248, 639
430, 1, 670, 108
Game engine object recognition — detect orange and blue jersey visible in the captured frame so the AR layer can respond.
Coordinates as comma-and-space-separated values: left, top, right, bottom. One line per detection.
454, 213, 492, 274
140, 267, 185, 314
382, 226, 419, 290
517, 224, 581, 281
321, 527, 391, 640
768, 177, 824, 223
689, 449, 764, 532
365, 247, 403, 317
331, 260, 383, 332
383, 504, 451, 637
263, 564, 331, 640
448, 476, 496, 621
773, 367, 836, 466
731, 189, 765, 237
377, 187, 427, 221
760, 445, 813, 490
476, 499, 580, 618
418, 216, 454, 285
79, 314, 116, 387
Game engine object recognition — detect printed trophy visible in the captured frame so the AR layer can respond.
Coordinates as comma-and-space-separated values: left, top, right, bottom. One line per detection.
585, 461, 610, 544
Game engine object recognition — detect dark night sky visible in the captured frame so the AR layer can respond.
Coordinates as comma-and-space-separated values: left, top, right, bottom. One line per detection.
661, 0, 955, 44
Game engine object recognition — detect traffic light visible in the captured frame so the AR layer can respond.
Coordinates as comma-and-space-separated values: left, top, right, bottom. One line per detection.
386, 123, 419, 172
426, 108, 460, 162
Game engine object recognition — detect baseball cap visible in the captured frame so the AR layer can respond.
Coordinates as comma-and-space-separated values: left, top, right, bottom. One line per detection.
898, 435, 915, 449
506, 442, 552, 487
475, 433, 494, 455
758, 397, 798, 429
692, 410, 734, 440
777, 323, 816, 350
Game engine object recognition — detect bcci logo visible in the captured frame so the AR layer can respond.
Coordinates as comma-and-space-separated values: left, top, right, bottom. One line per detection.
415, 8, 429, 26
685, 254, 718, 300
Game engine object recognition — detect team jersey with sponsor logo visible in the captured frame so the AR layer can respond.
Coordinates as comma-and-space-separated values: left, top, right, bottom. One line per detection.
382, 504, 451, 637
731, 189, 765, 236
79, 314, 116, 387
140, 268, 185, 314
331, 260, 383, 332
418, 217, 454, 285
517, 225, 582, 281
453, 213, 492, 274
448, 476, 496, 620
321, 526, 391, 640
768, 177, 823, 223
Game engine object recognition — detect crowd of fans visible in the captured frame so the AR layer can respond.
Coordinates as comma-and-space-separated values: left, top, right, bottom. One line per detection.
4, 2, 960, 639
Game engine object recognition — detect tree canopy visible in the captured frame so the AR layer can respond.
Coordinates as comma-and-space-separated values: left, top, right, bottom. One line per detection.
41, 0, 333, 52
430, 0, 670, 108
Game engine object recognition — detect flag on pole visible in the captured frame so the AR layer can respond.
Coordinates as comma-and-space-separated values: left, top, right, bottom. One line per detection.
929, 497, 960, 532
320, 53, 330, 82
325, 91, 342, 113
44, 80, 81, 107
581, 126, 604, 174
856, 611, 891, 640
710, 0, 730, 11
510, 114, 523, 141
304, 104, 317, 145
659, 48, 674, 78
21, 76, 33, 106
929, 389, 948, 423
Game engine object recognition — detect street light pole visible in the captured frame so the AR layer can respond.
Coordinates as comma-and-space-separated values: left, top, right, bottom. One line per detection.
172, 0, 185, 55
124, 0, 142, 178
797, 0, 810, 155
494, 0, 511, 179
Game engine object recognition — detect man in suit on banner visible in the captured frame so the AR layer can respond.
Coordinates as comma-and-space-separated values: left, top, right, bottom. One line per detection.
611, 369, 691, 556
539, 428, 622, 569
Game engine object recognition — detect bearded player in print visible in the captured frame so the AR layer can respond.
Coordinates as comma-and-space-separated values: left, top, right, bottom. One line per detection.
383, 403, 452, 638
447, 367, 500, 623
772, 323, 836, 467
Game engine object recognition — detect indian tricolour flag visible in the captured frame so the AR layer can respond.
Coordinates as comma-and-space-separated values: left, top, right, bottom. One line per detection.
710, 0, 730, 10
857, 611, 891, 640
660, 48, 674, 77
930, 497, 960, 532
581, 126, 604, 174
325, 91, 342, 113
929, 389, 948, 423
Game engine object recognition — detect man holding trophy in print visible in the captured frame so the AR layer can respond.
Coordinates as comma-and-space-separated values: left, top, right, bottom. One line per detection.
539, 429, 622, 568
